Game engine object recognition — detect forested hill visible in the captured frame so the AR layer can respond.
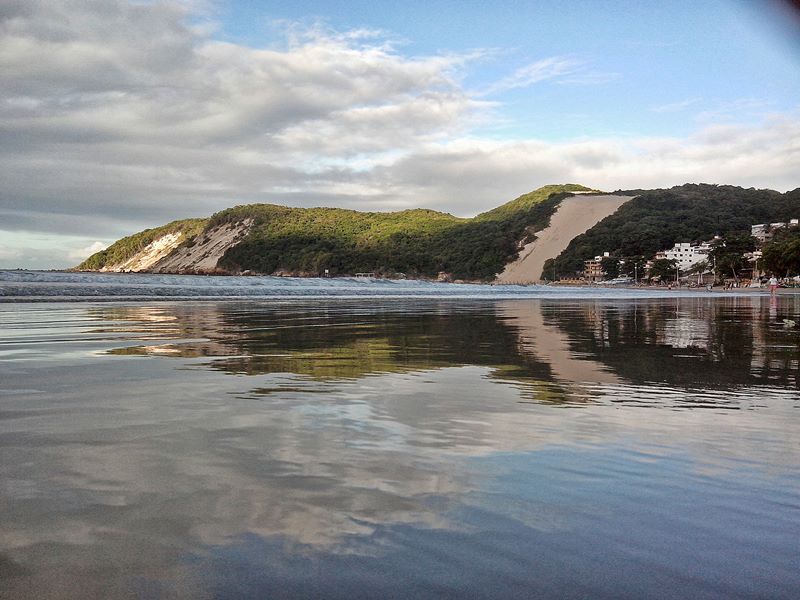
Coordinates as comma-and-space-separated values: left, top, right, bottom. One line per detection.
548, 184, 800, 276
78, 184, 594, 279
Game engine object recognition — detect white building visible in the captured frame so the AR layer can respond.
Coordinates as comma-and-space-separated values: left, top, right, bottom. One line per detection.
657, 241, 713, 271
751, 219, 799, 242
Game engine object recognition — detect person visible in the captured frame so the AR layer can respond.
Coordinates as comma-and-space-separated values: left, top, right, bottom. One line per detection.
769, 275, 779, 296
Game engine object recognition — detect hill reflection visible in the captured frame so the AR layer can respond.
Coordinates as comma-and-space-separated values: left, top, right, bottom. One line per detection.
103, 295, 800, 401
2, 299, 799, 599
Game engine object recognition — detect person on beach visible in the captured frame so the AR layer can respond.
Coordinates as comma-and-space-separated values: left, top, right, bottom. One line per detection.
769, 275, 779, 295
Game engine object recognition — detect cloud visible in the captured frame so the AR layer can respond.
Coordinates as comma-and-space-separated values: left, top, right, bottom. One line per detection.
480, 56, 584, 95
0, 1, 482, 244
370, 115, 800, 217
0, 1, 798, 269
67, 241, 108, 262
650, 97, 702, 113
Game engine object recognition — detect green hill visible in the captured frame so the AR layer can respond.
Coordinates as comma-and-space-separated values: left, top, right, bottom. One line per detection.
548, 184, 800, 276
79, 183, 594, 279
77, 219, 208, 271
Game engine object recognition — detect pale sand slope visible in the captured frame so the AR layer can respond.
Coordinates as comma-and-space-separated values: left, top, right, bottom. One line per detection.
150, 219, 253, 273
101, 232, 183, 272
496, 194, 634, 284
499, 301, 620, 385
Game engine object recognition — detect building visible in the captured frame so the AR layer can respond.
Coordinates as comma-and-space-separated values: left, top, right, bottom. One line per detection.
584, 252, 610, 282
751, 219, 799, 243
745, 250, 763, 279
658, 241, 714, 272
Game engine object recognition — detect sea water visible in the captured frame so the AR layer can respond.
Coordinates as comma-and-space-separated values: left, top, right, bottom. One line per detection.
1, 273, 798, 599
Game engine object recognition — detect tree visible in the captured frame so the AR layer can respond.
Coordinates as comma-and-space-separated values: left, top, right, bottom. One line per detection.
541, 258, 557, 281
709, 233, 756, 282
762, 227, 800, 276
600, 256, 620, 279
648, 258, 678, 282
620, 255, 646, 279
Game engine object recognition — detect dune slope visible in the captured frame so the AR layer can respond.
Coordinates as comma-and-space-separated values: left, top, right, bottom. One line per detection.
496, 194, 633, 283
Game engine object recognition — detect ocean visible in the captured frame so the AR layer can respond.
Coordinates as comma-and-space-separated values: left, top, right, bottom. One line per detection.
1, 272, 799, 599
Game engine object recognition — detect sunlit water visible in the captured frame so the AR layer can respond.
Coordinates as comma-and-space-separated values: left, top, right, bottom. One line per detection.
1, 275, 799, 599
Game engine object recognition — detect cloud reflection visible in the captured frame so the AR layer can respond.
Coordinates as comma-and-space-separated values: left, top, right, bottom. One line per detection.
1, 298, 799, 598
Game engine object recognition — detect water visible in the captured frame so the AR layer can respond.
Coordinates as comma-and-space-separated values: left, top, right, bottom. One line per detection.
1, 270, 723, 301
1, 275, 799, 599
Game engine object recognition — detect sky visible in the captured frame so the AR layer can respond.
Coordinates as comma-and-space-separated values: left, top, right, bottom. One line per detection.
1, 0, 799, 269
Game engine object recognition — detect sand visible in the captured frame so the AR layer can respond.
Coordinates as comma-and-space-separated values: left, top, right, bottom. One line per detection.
150, 219, 253, 273
101, 232, 183, 272
496, 194, 634, 284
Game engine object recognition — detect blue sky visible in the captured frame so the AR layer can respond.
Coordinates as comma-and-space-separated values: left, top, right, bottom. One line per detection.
215, 0, 800, 139
1, 0, 799, 268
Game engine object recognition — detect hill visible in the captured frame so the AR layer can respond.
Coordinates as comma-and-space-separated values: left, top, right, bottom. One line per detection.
78, 184, 595, 279
547, 184, 800, 278
495, 193, 634, 283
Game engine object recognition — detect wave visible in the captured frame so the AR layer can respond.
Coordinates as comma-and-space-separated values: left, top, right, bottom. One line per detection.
0, 270, 746, 302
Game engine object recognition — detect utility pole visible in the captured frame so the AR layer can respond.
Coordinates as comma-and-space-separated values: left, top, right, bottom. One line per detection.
713, 254, 717, 282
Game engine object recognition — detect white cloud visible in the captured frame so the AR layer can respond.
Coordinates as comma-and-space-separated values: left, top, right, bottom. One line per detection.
479, 56, 583, 95
68, 241, 108, 262
0, 1, 797, 269
370, 115, 800, 216
650, 97, 702, 113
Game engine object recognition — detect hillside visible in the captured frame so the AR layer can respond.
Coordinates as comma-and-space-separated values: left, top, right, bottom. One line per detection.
77, 219, 208, 272
78, 184, 594, 279
548, 184, 800, 277
496, 193, 634, 283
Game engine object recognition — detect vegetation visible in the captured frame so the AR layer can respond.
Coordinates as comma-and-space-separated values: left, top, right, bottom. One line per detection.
214, 184, 593, 279
708, 234, 757, 282
648, 258, 679, 282
762, 226, 800, 276
77, 218, 208, 270
600, 256, 620, 279
81, 182, 800, 281
548, 184, 800, 277
620, 256, 647, 280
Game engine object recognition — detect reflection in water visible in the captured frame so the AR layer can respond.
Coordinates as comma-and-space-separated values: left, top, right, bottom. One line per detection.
0, 298, 799, 599
103, 296, 800, 395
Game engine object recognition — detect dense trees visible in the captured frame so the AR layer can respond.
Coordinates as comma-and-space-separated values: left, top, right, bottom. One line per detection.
762, 227, 800, 276
77, 219, 207, 270
548, 184, 800, 277
620, 256, 646, 280
81, 184, 592, 279
600, 256, 620, 279
648, 258, 679, 282
215, 185, 591, 279
708, 234, 757, 282
79, 183, 800, 281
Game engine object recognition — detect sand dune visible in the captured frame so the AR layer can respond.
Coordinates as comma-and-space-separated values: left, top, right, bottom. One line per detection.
150, 219, 253, 273
100, 232, 183, 272
496, 194, 634, 283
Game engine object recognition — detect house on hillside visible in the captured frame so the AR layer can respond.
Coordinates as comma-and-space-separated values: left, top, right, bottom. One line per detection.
584, 252, 610, 282
751, 219, 799, 243
745, 250, 764, 280
656, 239, 716, 272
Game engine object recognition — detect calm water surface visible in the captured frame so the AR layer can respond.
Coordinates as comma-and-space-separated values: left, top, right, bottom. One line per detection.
1, 293, 799, 599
